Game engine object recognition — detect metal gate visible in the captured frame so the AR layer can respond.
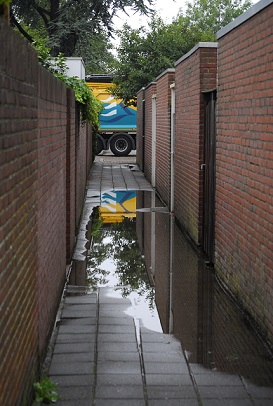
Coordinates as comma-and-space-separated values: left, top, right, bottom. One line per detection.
202, 91, 216, 262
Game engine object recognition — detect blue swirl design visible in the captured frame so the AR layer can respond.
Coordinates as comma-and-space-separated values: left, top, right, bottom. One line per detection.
100, 102, 136, 129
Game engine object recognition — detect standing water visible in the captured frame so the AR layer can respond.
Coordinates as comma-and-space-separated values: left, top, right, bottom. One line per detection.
72, 188, 273, 389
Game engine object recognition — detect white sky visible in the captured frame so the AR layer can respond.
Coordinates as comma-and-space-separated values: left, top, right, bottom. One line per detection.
112, 0, 187, 50
113, 0, 187, 30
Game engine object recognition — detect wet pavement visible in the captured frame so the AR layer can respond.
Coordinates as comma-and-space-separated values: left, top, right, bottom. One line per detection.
43, 156, 273, 405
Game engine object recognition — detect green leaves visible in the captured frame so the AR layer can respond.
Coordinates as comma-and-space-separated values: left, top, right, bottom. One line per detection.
11, 0, 154, 56
33, 378, 60, 404
33, 40, 103, 127
58, 75, 103, 126
0, 0, 12, 6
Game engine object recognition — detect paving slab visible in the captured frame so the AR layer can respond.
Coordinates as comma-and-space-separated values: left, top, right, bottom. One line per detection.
94, 400, 145, 406
148, 400, 199, 406
97, 351, 140, 362
96, 373, 143, 386
202, 400, 253, 406
146, 385, 197, 399
56, 333, 96, 342
198, 385, 250, 399
58, 325, 96, 334
97, 361, 141, 374
56, 386, 93, 400
49, 361, 94, 376
53, 342, 94, 354
145, 373, 193, 386
97, 333, 136, 343
95, 385, 144, 399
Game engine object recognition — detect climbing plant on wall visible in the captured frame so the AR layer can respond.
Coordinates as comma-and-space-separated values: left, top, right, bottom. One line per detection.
34, 40, 102, 127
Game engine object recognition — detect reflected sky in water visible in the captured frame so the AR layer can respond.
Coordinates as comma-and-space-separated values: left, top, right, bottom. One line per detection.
87, 211, 162, 333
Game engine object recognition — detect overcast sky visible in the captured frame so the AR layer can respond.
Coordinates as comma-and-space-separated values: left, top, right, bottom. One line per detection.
112, 0, 187, 50
113, 0, 187, 31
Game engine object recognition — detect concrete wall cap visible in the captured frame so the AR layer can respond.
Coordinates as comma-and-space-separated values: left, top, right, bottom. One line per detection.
156, 68, 175, 81
174, 42, 218, 67
217, 0, 273, 39
145, 81, 157, 90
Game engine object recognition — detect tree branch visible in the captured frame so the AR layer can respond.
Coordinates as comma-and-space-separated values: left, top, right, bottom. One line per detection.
32, 1, 50, 28
10, 9, 34, 44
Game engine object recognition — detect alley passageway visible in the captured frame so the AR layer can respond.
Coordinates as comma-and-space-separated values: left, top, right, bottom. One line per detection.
44, 156, 273, 406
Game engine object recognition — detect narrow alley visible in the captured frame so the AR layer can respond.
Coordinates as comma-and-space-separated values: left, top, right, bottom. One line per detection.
43, 155, 273, 406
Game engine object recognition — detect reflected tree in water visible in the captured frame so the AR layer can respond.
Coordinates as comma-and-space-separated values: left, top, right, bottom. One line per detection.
87, 213, 154, 308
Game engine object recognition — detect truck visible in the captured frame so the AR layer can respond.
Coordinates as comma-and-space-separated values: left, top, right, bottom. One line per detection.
86, 74, 137, 156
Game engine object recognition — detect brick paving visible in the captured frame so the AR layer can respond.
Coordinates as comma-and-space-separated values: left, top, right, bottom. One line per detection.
44, 157, 273, 405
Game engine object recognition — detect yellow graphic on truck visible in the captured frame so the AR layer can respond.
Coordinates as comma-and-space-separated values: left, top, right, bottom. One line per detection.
99, 190, 136, 224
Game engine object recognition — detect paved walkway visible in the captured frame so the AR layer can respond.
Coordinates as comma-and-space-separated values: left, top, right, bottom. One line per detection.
44, 161, 273, 405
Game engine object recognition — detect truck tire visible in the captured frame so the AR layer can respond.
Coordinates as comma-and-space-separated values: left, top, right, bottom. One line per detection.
96, 137, 104, 155
110, 134, 132, 156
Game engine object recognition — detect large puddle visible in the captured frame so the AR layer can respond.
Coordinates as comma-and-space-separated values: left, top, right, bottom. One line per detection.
70, 189, 273, 388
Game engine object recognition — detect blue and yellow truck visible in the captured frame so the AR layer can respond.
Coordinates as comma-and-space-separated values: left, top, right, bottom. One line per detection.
86, 74, 137, 156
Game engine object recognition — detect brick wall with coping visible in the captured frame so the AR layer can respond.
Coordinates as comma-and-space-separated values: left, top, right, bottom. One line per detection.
174, 43, 217, 245
216, 0, 273, 341
143, 83, 157, 184
136, 88, 145, 170
155, 69, 175, 207
0, 20, 93, 405
0, 21, 39, 406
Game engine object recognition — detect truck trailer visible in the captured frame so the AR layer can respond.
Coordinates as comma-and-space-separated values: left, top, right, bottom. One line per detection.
86, 74, 137, 156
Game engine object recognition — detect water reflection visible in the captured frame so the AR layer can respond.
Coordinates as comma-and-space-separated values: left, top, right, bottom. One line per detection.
73, 188, 273, 388
86, 204, 161, 332
135, 191, 273, 387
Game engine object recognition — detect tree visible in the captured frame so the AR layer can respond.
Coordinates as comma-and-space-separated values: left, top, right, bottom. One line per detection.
74, 31, 117, 74
10, 0, 154, 56
185, 0, 252, 40
113, 0, 252, 103
113, 16, 199, 104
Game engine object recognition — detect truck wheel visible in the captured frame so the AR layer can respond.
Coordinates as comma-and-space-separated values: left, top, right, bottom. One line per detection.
96, 137, 104, 155
110, 134, 132, 156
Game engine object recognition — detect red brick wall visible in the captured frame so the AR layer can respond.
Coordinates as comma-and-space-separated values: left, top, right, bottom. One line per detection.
174, 44, 217, 245
216, 3, 273, 340
0, 21, 93, 405
155, 70, 175, 207
37, 65, 67, 359
136, 88, 145, 170
66, 89, 76, 259
143, 83, 156, 184
0, 22, 39, 406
